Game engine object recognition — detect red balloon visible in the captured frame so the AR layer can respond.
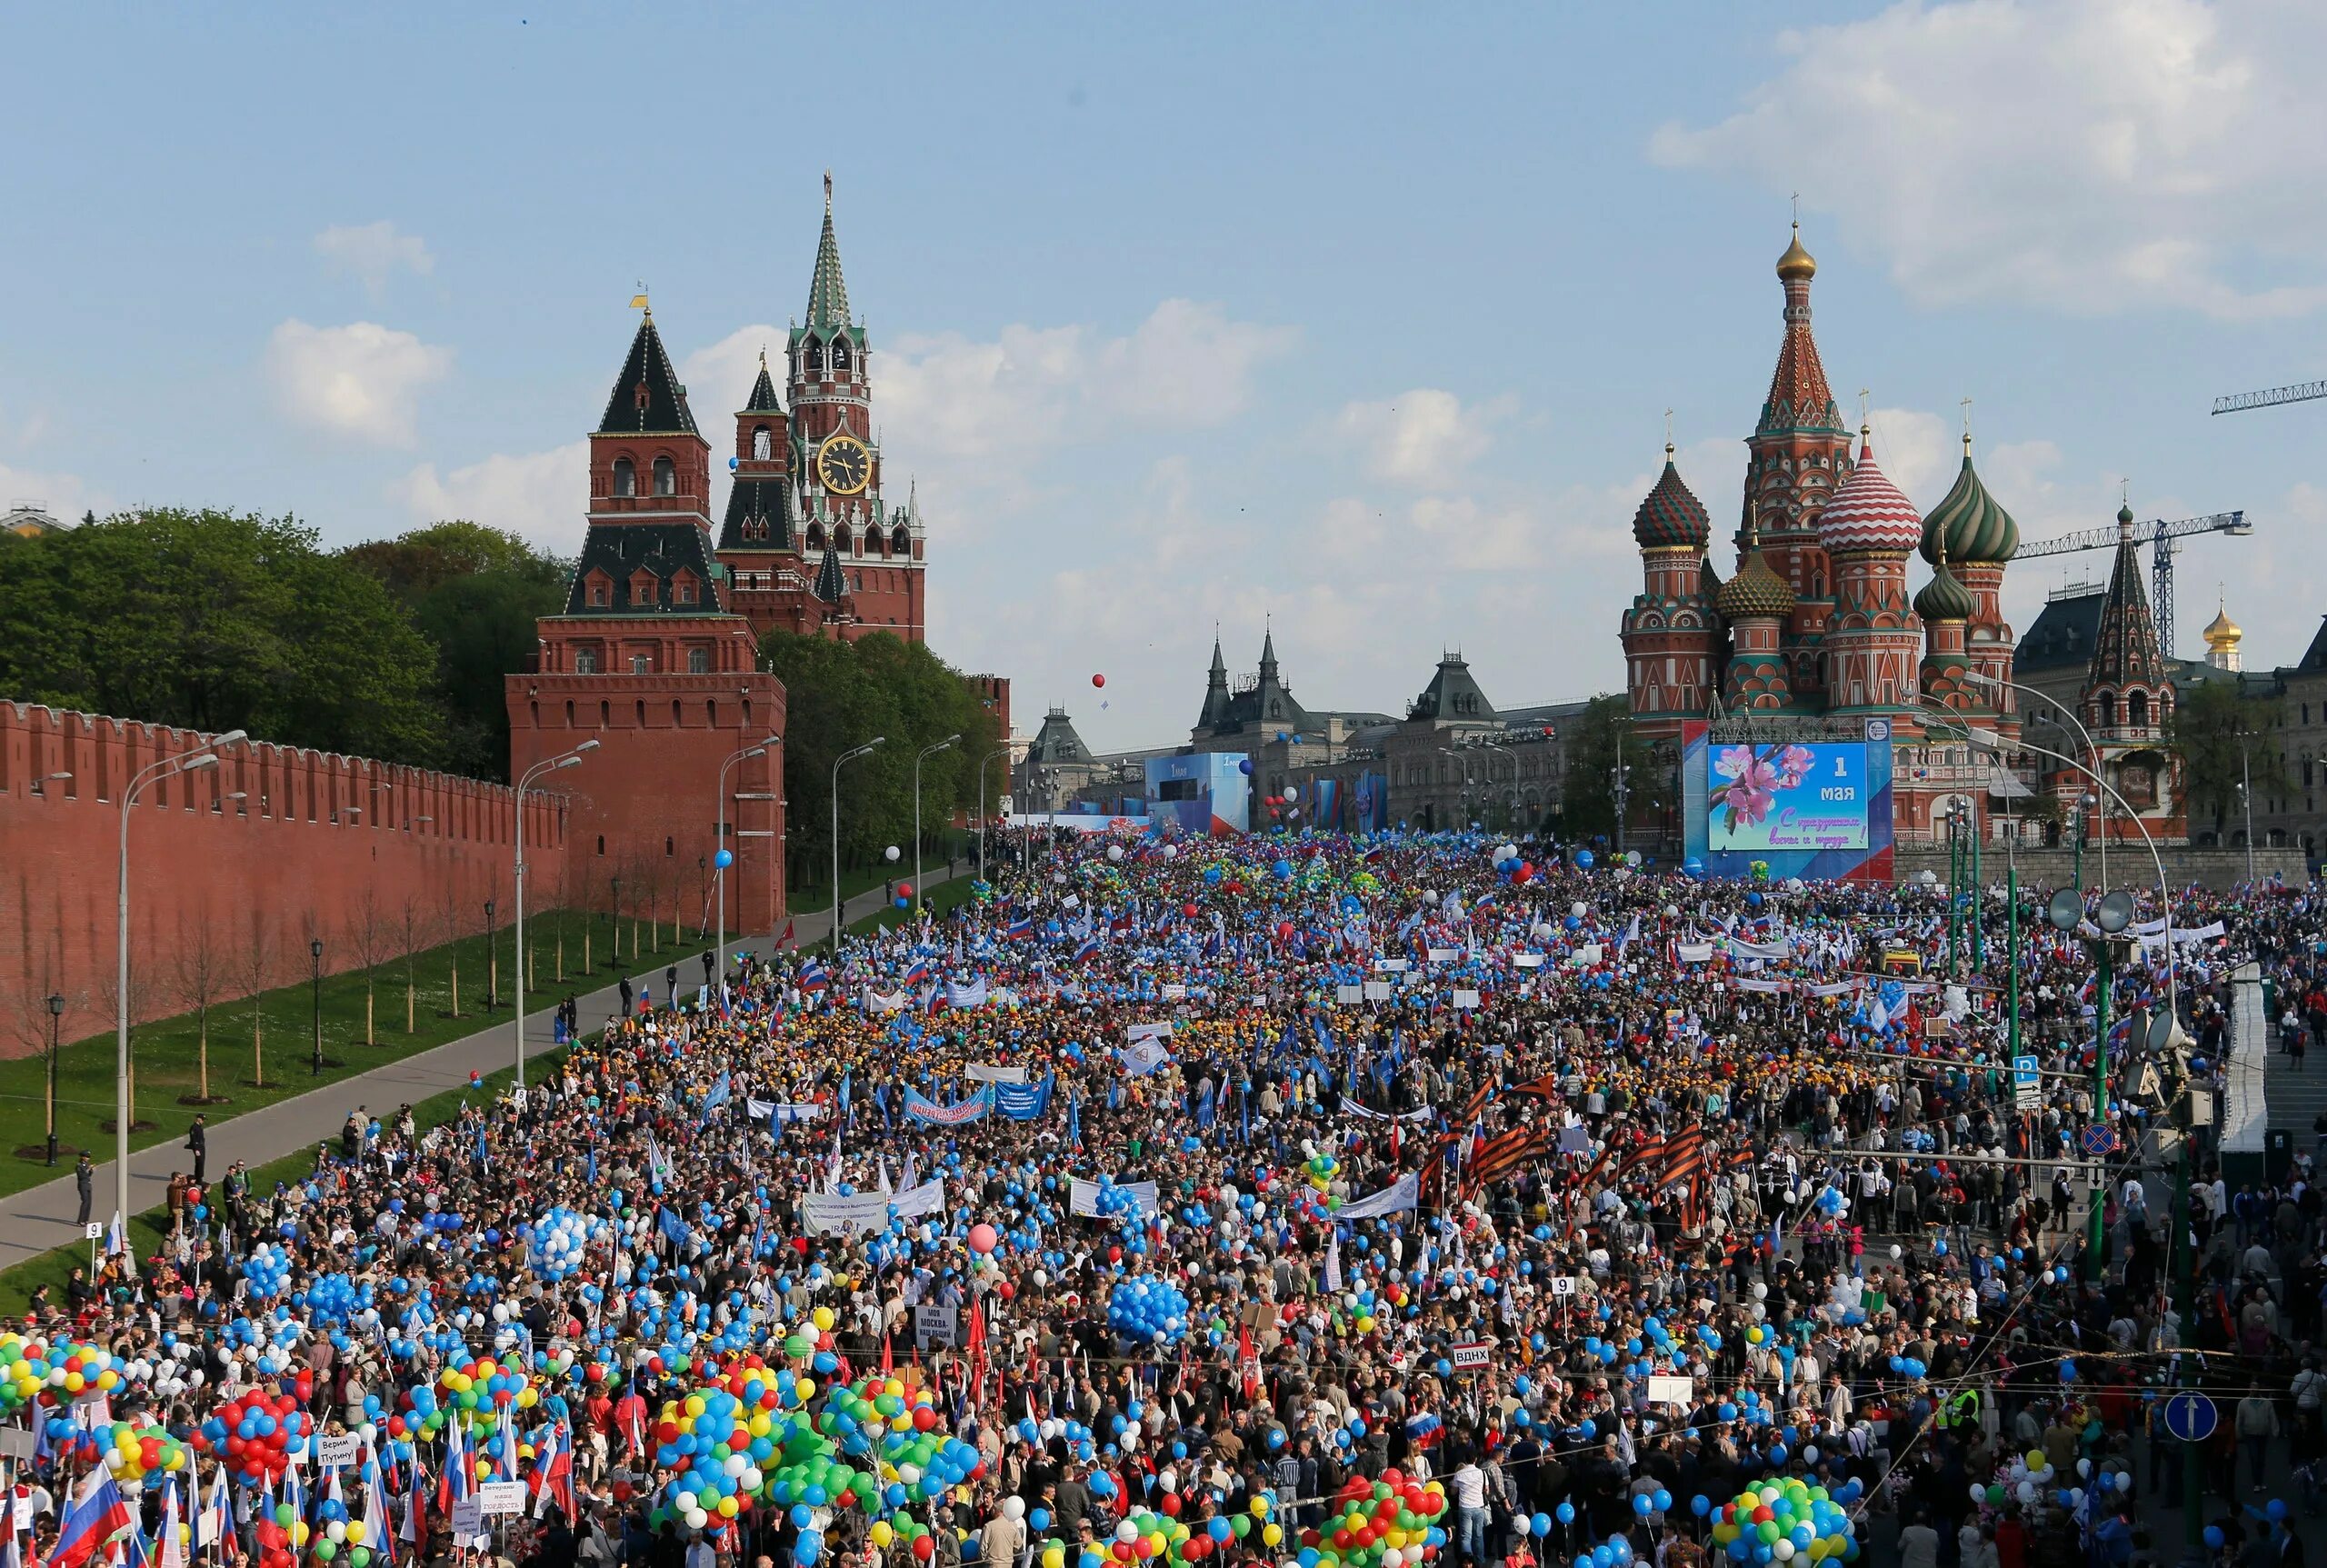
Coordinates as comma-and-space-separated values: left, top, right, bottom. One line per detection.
897, 882, 914, 899
1092, 674, 1106, 688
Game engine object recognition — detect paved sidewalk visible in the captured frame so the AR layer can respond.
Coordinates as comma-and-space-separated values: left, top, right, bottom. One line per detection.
0, 864, 962, 1275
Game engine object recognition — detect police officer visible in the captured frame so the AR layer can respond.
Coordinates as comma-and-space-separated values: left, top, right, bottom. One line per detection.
75, 1151, 94, 1226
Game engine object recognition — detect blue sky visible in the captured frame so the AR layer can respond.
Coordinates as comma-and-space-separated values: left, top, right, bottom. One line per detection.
6, 1, 2323, 750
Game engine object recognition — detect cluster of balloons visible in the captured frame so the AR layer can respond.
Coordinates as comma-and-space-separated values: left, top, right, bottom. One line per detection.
305, 1488, 378, 1566
1043, 1496, 1281, 1568
438, 1353, 538, 1438
98, 1419, 189, 1486
0, 1334, 122, 1413
1704, 1479, 1860, 1564
195, 1387, 309, 1488
1108, 1277, 1191, 1344
527, 1205, 608, 1281
1305, 1473, 1445, 1568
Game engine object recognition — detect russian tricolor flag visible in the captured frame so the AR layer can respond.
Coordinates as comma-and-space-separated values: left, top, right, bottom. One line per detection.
798, 961, 830, 993
51, 1469, 135, 1568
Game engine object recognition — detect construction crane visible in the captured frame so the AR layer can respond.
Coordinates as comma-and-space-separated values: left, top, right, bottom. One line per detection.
2212, 380, 2327, 415
2015, 511, 2252, 657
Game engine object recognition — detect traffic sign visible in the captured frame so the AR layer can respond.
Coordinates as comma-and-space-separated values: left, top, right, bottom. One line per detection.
2080, 1124, 2116, 1157
2162, 1392, 2218, 1443
2013, 1055, 2042, 1111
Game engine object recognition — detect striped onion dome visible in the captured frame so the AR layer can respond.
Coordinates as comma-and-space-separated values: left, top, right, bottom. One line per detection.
1819, 434, 1923, 555
1632, 446, 1712, 551
1920, 438, 2020, 565
1913, 558, 1977, 622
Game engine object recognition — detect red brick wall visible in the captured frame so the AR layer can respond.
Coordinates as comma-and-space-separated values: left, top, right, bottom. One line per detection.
0, 703, 569, 1059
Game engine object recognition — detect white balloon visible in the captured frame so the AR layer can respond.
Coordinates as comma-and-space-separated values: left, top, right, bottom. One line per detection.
1003, 1499, 1027, 1523
885, 846, 901, 862
1118, 1523, 1141, 1544
1571, 902, 1587, 919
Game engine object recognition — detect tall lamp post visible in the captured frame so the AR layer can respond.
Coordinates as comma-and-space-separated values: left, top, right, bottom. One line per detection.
1965, 670, 2108, 888
832, 738, 887, 951
45, 992, 64, 1165
976, 747, 1009, 880
484, 901, 497, 1011
2241, 743, 2256, 883
715, 735, 781, 978
914, 734, 961, 914
513, 741, 594, 1094
117, 730, 245, 1241
308, 938, 325, 1075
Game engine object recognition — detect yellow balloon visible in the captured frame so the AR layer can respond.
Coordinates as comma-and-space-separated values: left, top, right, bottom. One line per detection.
518, 1386, 539, 1408
796, 1379, 816, 1403
717, 1497, 740, 1520
1044, 1551, 1065, 1568
685, 1395, 707, 1418
348, 1523, 367, 1545
812, 1307, 836, 1333
292, 1524, 311, 1548
1262, 1526, 1283, 1548
871, 1524, 894, 1549
1250, 1498, 1269, 1518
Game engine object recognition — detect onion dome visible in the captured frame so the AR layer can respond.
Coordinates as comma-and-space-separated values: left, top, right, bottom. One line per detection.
1632, 443, 1712, 551
2202, 604, 2243, 651
1913, 558, 1977, 622
1701, 554, 1723, 597
1920, 435, 2020, 565
1819, 430, 1923, 554
2117, 501, 2135, 526
1776, 222, 1817, 282
1716, 504, 1796, 620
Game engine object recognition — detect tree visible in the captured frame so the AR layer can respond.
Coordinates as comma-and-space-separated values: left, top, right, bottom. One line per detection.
2170, 678, 2290, 839
0, 509, 445, 764
347, 884, 392, 1045
395, 894, 428, 1033
237, 917, 275, 1089
174, 916, 228, 1104
343, 522, 570, 782
761, 631, 1004, 897
1558, 694, 1672, 843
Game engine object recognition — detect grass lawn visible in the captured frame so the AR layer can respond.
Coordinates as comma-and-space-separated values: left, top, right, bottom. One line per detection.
847, 874, 982, 935
0, 1045, 569, 1317
786, 832, 974, 914
0, 907, 701, 1204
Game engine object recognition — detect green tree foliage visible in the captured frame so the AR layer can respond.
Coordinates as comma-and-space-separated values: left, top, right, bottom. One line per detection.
762, 631, 1004, 892
2169, 676, 2289, 838
0, 509, 444, 762
1557, 694, 1672, 841
341, 522, 568, 779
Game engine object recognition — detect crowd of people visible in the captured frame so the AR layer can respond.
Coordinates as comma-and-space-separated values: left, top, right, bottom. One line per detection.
7, 828, 2326, 1568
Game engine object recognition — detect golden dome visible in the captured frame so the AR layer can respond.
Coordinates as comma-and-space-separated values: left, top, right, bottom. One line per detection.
1776, 222, 1817, 281
2202, 604, 2242, 648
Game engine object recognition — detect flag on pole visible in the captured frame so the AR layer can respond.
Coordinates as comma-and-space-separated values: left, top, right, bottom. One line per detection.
156, 1474, 185, 1568
51, 1468, 136, 1568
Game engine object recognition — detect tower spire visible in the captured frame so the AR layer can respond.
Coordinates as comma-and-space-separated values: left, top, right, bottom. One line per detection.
805, 175, 853, 331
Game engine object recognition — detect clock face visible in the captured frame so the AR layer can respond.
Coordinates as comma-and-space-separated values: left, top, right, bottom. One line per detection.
816, 434, 871, 495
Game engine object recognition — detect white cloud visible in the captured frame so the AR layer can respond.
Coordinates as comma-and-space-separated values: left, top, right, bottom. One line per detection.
393, 440, 588, 550
314, 222, 435, 297
1333, 389, 1494, 486
266, 320, 452, 446
1649, 0, 2327, 319
879, 300, 1296, 463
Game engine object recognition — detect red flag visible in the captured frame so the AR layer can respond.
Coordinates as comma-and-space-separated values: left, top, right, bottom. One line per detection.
881, 1333, 894, 1375
1238, 1325, 1258, 1401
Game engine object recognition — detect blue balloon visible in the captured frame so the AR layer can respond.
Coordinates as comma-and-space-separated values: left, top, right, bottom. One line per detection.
714, 848, 734, 869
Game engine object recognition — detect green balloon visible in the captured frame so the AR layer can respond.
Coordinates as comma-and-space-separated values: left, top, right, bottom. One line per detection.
1230, 1517, 1251, 1540
275, 1506, 295, 1528
316, 1543, 338, 1562
351, 1550, 371, 1568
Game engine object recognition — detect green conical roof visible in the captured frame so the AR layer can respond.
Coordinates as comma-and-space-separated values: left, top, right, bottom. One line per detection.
805, 180, 853, 333
1631, 448, 1712, 551
1716, 543, 1796, 620
1920, 440, 2019, 565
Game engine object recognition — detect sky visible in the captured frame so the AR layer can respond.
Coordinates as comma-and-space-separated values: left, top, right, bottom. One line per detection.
5, 0, 2325, 753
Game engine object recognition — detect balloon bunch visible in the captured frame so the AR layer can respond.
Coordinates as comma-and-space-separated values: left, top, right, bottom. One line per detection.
1303, 1473, 1444, 1568
250, 1496, 312, 1568
307, 1489, 380, 1567
528, 1205, 607, 1281
1108, 1278, 1190, 1344
0, 1334, 122, 1412
244, 1243, 295, 1298
438, 1353, 536, 1432
1704, 1478, 1860, 1564
99, 1420, 189, 1487
198, 1387, 309, 1487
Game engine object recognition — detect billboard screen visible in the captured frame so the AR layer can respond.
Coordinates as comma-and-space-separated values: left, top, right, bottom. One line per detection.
1142, 752, 1250, 836
1706, 741, 1869, 851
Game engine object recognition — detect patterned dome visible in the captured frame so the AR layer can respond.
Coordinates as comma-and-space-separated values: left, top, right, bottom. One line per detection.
1819, 436, 1923, 555
1920, 442, 2020, 565
1632, 447, 1712, 551
1913, 560, 1977, 622
1716, 544, 1796, 620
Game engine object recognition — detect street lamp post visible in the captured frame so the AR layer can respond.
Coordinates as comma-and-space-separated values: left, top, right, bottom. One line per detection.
514, 741, 594, 1094
117, 730, 244, 1242
610, 876, 623, 966
716, 735, 781, 977
1965, 670, 2107, 888
2241, 743, 2256, 883
914, 734, 961, 915
484, 901, 497, 1011
45, 992, 64, 1165
976, 748, 1009, 881
832, 738, 887, 951
308, 937, 325, 1075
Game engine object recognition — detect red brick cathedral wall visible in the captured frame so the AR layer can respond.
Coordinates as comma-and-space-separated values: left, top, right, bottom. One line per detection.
0, 704, 568, 1059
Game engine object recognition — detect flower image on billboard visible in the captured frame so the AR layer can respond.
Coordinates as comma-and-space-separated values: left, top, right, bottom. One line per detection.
1707, 742, 1869, 852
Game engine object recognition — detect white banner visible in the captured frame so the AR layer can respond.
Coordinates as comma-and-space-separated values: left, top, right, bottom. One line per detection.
1119, 1039, 1171, 1076
1374, 958, 1410, 973
1676, 943, 1714, 963
1513, 953, 1545, 969
1452, 989, 1482, 1009
1338, 1171, 1421, 1219
801, 1178, 946, 1234
1427, 946, 1460, 964
1569, 944, 1603, 967
1070, 1177, 1160, 1219
747, 1099, 826, 1125
1125, 1021, 1173, 1047
914, 1304, 959, 1349
964, 1063, 1030, 1084
1338, 1095, 1432, 1123
1334, 984, 1364, 1005
1363, 981, 1393, 1001
864, 987, 911, 1014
